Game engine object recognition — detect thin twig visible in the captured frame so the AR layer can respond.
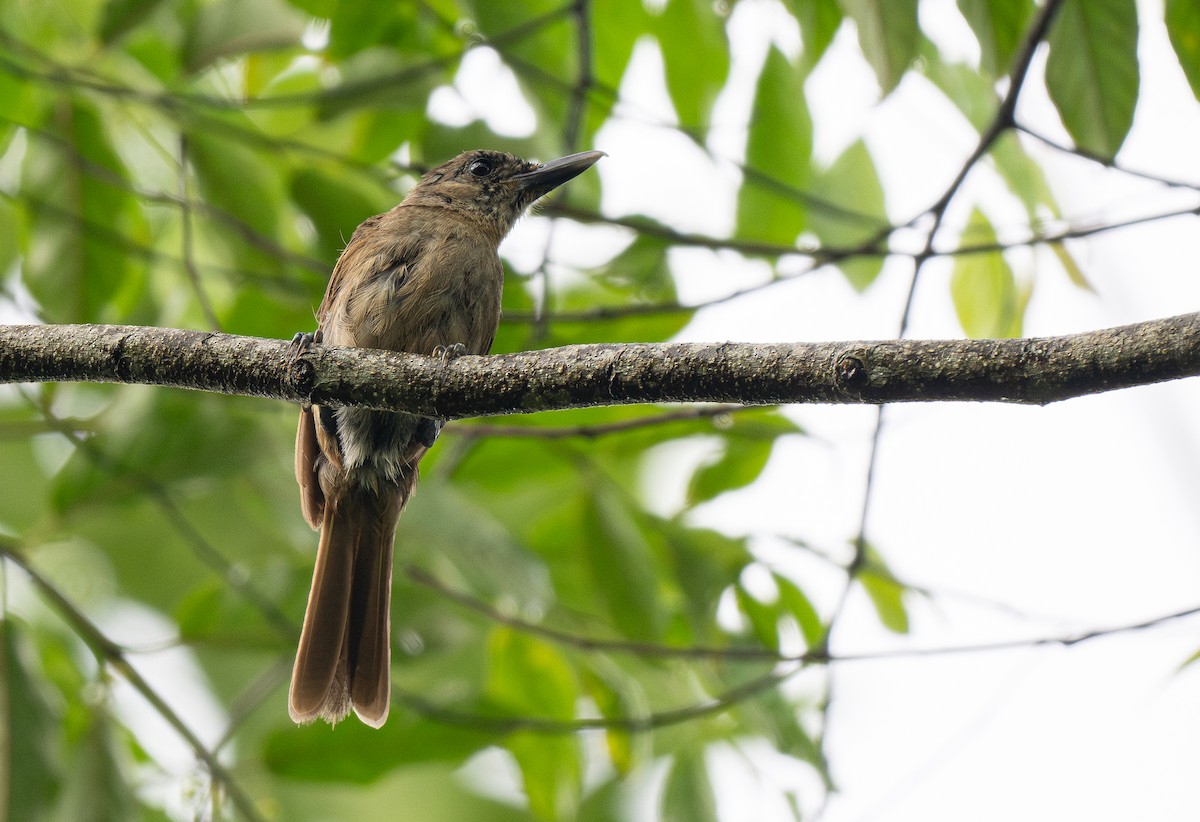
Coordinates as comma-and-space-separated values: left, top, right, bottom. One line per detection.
0, 542, 267, 822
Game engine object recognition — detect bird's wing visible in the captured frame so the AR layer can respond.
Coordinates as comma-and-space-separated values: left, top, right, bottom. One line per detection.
316, 214, 385, 328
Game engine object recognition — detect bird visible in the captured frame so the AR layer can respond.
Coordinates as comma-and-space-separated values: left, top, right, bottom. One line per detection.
288, 149, 604, 728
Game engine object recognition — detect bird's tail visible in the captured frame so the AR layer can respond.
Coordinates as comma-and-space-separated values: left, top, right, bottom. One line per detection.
288, 481, 408, 727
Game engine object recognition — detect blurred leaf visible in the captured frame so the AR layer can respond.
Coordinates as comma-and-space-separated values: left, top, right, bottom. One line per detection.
0, 57, 43, 128
774, 573, 823, 646
750, 688, 830, 780
247, 59, 322, 136
950, 208, 1026, 338
591, 0, 647, 132
736, 46, 812, 244
655, 0, 730, 128
839, 0, 920, 94
662, 750, 718, 822
919, 43, 999, 132
265, 711, 494, 782
686, 414, 799, 506
0, 407, 55, 533
735, 583, 780, 650
1046, 0, 1139, 159
792, 0, 844, 69
54, 707, 139, 822
483, 629, 582, 819
583, 485, 664, 640
1166, 0, 1200, 101
808, 139, 888, 290
469, 1, 574, 128
4, 620, 63, 820
956, 0, 1034, 76
183, 0, 306, 73
324, 0, 451, 58
991, 132, 1059, 218
590, 234, 675, 302
858, 547, 909, 634
661, 523, 753, 640
291, 165, 395, 263
508, 732, 582, 822
51, 391, 270, 510
582, 669, 634, 774
20, 98, 150, 324
1049, 241, 1094, 292
686, 435, 773, 505
485, 628, 576, 718
98, 0, 169, 44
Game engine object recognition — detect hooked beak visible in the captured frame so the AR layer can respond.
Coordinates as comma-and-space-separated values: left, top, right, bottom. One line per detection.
514, 150, 605, 194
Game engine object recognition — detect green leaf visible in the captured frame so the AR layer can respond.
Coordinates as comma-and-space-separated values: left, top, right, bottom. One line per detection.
265, 712, 494, 782
655, 0, 731, 128
54, 707, 139, 822
773, 573, 823, 646
183, 0, 306, 73
1046, 0, 1140, 159
1049, 241, 1094, 292
808, 139, 889, 290
950, 208, 1026, 338
583, 485, 664, 640
686, 436, 773, 506
956, 0, 1034, 76
662, 751, 718, 822
991, 132, 1059, 217
4, 621, 63, 819
859, 570, 909, 634
483, 630, 583, 819
98, 0, 169, 44
20, 99, 150, 324
591, 235, 675, 302
661, 523, 753, 641
468, 1, 574, 129
735, 583, 781, 650
792, 0, 844, 70
839, 0, 920, 94
582, 670, 635, 774
186, 122, 291, 277
735, 46, 812, 244
857, 545, 910, 634
1166, 0, 1200, 101
507, 732, 583, 822
919, 43, 999, 132
291, 165, 395, 263
246, 59, 322, 136
485, 629, 577, 718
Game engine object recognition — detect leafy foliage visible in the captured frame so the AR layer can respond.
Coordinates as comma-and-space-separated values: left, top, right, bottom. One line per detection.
0, 0, 1193, 820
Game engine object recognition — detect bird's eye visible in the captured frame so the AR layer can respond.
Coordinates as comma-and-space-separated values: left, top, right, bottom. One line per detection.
467, 159, 493, 178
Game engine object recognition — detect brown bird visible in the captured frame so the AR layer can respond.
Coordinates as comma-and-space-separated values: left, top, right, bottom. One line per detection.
289, 149, 604, 727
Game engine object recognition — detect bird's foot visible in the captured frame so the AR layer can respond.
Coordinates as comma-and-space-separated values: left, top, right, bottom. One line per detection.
288, 330, 322, 362
414, 417, 445, 449
432, 342, 467, 364
419, 343, 464, 447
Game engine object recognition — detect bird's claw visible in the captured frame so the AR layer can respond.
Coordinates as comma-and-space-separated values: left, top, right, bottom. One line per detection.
432, 342, 467, 364
289, 331, 320, 363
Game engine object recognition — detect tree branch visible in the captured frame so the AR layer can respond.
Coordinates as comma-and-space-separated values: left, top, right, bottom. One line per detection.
2, 315, 1199, 417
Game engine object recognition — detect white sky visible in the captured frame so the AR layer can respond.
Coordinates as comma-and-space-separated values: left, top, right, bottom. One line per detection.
471, 0, 1200, 818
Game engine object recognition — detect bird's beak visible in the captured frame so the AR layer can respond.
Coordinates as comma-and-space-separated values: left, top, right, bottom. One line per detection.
514, 150, 606, 193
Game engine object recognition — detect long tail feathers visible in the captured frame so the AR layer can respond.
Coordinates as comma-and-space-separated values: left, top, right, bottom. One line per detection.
289, 488, 404, 727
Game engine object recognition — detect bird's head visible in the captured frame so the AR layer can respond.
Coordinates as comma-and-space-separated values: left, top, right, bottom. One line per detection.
405, 149, 605, 241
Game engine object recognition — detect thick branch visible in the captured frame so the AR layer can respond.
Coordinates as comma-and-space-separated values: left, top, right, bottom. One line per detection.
1, 315, 1198, 417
